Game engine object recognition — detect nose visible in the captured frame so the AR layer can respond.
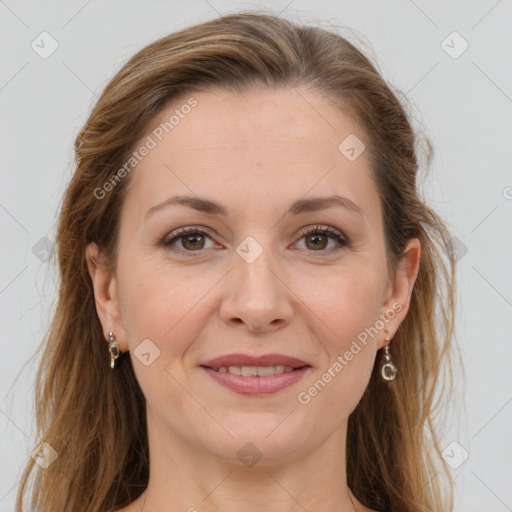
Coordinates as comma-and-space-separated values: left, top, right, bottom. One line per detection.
220, 246, 294, 333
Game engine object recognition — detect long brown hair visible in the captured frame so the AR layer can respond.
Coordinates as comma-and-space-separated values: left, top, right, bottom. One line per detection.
16, 11, 462, 512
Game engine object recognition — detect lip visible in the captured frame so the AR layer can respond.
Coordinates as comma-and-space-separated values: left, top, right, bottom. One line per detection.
202, 366, 311, 395
201, 353, 311, 369
200, 353, 312, 396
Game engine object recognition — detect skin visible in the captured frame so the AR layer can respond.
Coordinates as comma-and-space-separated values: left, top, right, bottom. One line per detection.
86, 86, 420, 512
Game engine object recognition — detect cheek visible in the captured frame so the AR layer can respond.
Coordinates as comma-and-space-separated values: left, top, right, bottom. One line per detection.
116, 258, 212, 414
117, 251, 221, 366
297, 264, 384, 410
303, 261, 386, 342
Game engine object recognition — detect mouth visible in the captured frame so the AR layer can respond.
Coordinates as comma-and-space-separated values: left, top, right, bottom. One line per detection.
199, 355, 312, 395
202, 364, 308, 376
200, 353, 311, 371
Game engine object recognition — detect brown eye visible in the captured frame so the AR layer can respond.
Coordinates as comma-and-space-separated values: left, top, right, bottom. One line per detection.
162, 227, 214, 254
180, 233, 206, 250
304, 232, 329, 250
295, 225, 349, 253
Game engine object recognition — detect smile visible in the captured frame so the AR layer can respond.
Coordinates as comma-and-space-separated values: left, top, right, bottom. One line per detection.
209, 365, 295, 376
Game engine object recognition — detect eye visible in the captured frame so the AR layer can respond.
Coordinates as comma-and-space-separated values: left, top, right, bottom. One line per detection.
161, 226, 215, 254
161, 224, 350, 256
293, 225, 349, 253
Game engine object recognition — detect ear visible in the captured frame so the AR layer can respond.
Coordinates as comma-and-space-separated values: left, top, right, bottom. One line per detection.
377, 237, 421, 349
85, 242, 128, 352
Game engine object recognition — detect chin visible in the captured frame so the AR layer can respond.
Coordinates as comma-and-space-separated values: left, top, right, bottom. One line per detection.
199, 422, 310, 466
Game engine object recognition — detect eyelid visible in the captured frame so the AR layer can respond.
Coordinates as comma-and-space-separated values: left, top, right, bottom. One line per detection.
291, 224, 350, 254
295, 224, 348, 243
161, 225, 216, 248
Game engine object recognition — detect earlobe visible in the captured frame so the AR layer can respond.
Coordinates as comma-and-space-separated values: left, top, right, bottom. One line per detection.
378, 238, 421, 349
85, 243, 127, 352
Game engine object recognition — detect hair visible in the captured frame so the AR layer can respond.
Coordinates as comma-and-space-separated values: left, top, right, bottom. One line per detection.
16, 10, 462, 512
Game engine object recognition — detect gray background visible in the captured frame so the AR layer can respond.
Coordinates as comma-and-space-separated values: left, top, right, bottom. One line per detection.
1, 1, 511, 511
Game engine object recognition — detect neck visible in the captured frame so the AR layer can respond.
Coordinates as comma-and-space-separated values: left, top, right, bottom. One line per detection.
134, 413, 359, 512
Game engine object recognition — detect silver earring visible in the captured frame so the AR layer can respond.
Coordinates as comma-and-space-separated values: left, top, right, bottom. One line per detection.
108, 331, 120, 369
381, 337, 397, 381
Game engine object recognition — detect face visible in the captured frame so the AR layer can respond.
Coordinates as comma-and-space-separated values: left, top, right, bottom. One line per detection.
87, 87, 419, 466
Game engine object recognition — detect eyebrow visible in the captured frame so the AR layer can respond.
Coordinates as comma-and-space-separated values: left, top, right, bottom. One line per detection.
144, 193, 363, 221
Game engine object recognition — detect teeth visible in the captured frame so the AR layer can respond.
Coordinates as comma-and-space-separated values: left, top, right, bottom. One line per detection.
257, 366, 278, 376
213, 365, 295, 376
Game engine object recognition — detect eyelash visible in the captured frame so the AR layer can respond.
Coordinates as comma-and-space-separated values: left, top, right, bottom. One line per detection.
161, 225, 350, 256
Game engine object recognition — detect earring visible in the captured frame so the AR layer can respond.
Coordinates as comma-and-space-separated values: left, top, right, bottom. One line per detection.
108, 331, 120, 369
381, 336, 397, 381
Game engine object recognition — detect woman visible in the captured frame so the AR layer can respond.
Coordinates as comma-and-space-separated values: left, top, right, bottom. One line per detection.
16, 11, 460, 512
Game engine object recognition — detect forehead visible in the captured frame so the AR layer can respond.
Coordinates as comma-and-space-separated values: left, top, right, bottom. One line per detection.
122, 87, 380, 224
144, 86, 358, 158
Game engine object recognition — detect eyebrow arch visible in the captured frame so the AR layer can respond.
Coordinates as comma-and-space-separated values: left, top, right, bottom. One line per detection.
144, 193, 363, 221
